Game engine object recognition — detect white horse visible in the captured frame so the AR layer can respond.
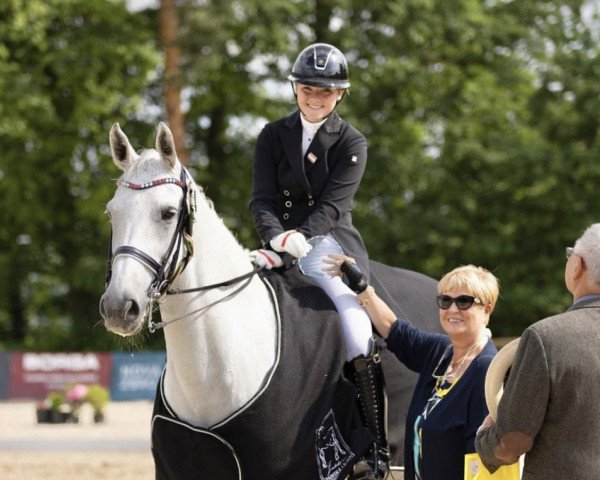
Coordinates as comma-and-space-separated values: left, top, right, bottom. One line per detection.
100, 123, 440, 479
101, 122, 279, 428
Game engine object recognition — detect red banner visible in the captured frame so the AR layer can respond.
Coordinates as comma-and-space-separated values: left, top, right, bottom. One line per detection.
9, 352, 112, 399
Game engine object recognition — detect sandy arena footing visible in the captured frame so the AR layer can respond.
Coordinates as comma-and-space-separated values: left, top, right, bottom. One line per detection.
0, 400, 154, 480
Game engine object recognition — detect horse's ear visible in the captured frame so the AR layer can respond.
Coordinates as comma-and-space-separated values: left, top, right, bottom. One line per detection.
109, 123, 137, 171
156, 122, 178, 168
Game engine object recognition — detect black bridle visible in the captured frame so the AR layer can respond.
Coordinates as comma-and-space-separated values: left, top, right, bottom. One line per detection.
104, 166, 258, 331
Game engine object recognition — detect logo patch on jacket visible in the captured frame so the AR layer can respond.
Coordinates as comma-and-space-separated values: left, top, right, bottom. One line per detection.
315, 410, 355, 480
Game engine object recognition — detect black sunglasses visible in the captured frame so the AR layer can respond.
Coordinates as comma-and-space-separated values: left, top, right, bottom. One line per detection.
436, 294, 482, 310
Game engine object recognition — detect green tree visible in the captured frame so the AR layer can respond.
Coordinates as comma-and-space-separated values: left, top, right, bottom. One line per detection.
2, 0, 600, 349
0, 0, 160, 349
175, 0, 600, 335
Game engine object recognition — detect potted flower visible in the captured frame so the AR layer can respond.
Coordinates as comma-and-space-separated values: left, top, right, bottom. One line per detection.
65, 383, 88, 423
85, 383, 110, 423
47, 391, 66, 423
35, 398, 51, 423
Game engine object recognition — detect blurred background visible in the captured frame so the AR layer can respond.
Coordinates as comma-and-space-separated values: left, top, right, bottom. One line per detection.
2, 0, 600, 354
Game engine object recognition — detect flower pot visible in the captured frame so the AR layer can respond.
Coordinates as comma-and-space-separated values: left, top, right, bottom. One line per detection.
49, 410, 64, 423
93, 412, 105, 423
62, 411, 80, 423
36, 408, 51, 424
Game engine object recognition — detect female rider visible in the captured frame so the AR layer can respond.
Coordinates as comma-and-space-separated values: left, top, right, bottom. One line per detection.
250, 43, 388, 480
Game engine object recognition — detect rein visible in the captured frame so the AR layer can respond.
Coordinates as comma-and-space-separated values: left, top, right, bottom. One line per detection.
167, 268, 258, 295
104, 166, 258, 332
147, 273, 258, 331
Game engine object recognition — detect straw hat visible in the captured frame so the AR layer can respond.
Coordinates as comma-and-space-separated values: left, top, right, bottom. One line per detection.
484, 338, 520, 421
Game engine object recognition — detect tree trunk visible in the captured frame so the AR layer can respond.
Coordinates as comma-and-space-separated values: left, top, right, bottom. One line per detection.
314, 0, 332, 42
7, 252, 26, 342
159, 0, 189, 165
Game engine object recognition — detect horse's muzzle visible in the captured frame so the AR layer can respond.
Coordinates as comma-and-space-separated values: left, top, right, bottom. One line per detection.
99, 293, 146, 336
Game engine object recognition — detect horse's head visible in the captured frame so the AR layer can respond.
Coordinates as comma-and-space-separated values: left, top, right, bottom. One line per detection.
99, 123, 195, 336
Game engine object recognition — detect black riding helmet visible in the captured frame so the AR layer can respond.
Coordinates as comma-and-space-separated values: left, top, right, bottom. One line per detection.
287, 43, 350, 90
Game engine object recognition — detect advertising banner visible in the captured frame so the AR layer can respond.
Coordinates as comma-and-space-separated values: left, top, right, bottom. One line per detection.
8, 351, 112, 399
110, 352, 165, 400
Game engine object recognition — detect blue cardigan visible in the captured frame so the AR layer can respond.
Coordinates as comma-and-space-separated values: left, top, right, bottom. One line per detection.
386, 319, 497, 480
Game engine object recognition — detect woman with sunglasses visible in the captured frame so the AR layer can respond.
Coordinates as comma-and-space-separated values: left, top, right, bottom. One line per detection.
326, 259, 499, 480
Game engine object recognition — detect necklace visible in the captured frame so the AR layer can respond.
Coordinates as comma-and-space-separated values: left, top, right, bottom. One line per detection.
446, 355, 467, 374
444, 352, 469, 379
444, 335, 486, 379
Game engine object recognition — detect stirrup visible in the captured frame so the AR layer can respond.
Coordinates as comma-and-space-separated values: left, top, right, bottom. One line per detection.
349, 447, 389, 480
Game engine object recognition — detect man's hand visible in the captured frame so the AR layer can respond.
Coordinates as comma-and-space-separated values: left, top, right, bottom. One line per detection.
269, 230, 312, 258
477, 414, 496, 435
249, 249, 284, 269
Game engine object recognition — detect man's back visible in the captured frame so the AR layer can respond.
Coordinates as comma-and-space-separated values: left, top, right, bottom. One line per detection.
514, 302, 600, 478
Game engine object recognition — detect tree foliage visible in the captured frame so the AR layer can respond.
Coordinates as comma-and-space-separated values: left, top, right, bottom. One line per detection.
1, 0, 599, 349
0, 0, 161, 349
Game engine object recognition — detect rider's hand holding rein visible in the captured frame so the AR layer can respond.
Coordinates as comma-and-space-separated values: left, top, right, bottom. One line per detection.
270, 230, 313, 258
249, 249, 284, 269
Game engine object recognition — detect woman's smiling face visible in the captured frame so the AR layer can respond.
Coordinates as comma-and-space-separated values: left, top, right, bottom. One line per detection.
438, 289, 492, 344
295, 83, 343, 122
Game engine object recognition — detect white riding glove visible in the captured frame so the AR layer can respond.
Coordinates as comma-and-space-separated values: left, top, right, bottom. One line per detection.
249, 249, 284, 269
269, 230, 313, 259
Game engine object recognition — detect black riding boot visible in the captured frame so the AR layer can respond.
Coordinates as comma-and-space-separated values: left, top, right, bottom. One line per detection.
349, 339, 390, 480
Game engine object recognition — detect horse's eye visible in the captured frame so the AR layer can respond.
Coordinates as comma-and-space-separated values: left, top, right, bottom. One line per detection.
161, 208, 177, 221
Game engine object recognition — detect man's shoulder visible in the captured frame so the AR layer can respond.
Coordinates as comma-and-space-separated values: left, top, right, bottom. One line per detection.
526, 311, 570, 335
526, 303, 600, 338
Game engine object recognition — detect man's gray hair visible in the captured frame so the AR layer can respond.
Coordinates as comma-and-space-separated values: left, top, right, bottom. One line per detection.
574, 223, 600, 285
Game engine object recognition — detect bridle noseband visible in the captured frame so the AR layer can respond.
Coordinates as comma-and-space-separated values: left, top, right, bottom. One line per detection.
104, 166, 258, 332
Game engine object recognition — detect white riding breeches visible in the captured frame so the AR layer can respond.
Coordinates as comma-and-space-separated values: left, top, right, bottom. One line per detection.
299, 235, 373, 361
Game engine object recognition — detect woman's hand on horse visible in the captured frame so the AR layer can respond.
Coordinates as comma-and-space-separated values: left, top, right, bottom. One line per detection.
269, 230, 313, 258
323, 254, 368, 293
249, 249, 284, 269
322, 254, 356, 277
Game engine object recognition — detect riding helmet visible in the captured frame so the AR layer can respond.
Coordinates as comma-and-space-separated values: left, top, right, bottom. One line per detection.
287, 43, 350, 89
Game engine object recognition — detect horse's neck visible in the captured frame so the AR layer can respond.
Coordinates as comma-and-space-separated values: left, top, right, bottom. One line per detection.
160, 193, 277, 427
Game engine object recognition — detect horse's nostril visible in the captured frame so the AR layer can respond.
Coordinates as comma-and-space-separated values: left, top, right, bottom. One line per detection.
99, 299, 107, 320
126, 300, 140, 321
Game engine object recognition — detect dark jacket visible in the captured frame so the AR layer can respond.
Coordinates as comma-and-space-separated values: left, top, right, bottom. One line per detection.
250, 110, 371, 278
386, 319, 497, 480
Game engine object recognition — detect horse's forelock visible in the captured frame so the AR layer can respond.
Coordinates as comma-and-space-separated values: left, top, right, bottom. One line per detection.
126, 148, 180, 178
